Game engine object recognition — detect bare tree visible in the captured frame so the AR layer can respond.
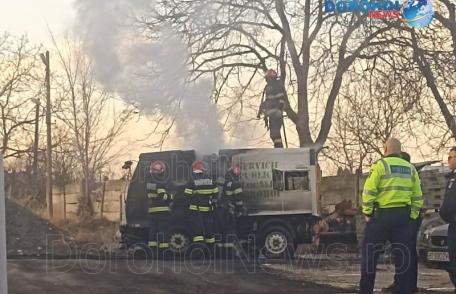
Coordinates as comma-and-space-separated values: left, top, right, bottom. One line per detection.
52, 38, 136, 215
325, 57, 425, 172
0, 33, 42, 158
393, 1, 456, 144
143, 0, 395, 147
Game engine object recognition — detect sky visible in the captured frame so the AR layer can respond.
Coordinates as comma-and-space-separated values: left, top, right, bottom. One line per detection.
0, 0, 447, 175
0, 0, 75, 45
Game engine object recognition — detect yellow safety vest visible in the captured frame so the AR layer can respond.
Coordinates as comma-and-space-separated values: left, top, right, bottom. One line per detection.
362, 156, 423, 219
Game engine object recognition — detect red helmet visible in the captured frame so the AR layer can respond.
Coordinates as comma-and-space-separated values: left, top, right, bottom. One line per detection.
150, 160, 166, 174
191, 160, 206, 172
229, 164, 241, 176
264, 69, 277, 78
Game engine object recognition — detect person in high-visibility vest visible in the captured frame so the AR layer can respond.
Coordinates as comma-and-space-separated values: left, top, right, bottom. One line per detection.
185, 160, 218, 245
359, 138, 423, 294
381, 151, 423, 293
147, 160, 173, 251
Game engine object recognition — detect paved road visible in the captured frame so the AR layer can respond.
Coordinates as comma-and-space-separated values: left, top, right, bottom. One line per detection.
266, 255, 455, 293
7, 259, 353, 294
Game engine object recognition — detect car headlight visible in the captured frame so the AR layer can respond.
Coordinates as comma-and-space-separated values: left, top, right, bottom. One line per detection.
423, 233, 430, 241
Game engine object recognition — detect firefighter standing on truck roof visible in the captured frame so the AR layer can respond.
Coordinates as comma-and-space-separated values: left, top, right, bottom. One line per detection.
216, 164, 244, 247
147, 160, 173, 251
257, 69, 286, 148
185, 160, 218, 245
359, 138, 423, 294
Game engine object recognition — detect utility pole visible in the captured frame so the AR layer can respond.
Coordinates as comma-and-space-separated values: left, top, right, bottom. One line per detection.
40, 51, 53, 219
0, 155, 8, 294
32, 99, 40, 175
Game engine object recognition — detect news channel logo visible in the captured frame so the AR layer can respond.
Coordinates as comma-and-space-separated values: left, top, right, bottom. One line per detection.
402, 0, 434, 28
324, 0, 434, 28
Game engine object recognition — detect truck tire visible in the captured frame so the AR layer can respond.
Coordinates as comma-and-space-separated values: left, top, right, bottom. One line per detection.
260, 225, 295, 259
168, 228, 191, 255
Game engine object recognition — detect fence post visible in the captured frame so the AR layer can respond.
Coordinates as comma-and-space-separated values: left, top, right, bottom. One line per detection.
0, 155, 9, 294
100, 180, 106, 218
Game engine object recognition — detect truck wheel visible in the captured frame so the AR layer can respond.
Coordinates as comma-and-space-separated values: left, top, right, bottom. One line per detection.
260, 226, 295, 259
168, 229, 191, 254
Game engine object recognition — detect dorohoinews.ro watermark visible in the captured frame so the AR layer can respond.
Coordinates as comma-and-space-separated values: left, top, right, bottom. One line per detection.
324, 0, 435, 28
325, 0, 402, 18
43, 234, 413, 275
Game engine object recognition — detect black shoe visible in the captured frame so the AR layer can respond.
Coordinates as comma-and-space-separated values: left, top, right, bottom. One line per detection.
380, 283, 395, 293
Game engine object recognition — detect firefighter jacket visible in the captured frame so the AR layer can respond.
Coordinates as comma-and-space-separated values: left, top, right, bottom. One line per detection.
221, 171, 244, 214
439, 170, 456, 223
362, 154, 423, 219
185, 172, 218, 212
146, 176, 172, 213
260, 79, 286, 117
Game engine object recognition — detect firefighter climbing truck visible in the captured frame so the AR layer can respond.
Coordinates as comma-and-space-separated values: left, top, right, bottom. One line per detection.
119, 146, 322, 258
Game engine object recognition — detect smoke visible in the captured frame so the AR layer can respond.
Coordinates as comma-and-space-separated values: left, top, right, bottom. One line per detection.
73, 0, 225, 155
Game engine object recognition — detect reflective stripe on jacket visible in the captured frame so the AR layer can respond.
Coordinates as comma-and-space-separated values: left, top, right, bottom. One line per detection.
146, 180, 172, 214
185, 173, 218, 212
362, 155, 423, 219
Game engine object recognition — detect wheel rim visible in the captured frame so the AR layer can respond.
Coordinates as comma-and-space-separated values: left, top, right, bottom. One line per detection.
265, 232, 288, 255
169, 232, 189, 253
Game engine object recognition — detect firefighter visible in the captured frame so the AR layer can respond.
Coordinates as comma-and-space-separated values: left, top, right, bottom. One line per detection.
216, 164, 244, 247
185, 160, 218, 245
147, 160, 173, 251
257, 69, 287, 148
359, 138, 423, 294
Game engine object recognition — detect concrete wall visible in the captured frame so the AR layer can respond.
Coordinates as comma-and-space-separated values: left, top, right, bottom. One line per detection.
319, 169, 447, 212
53, 180, 126, 221
320, 173, 361, 211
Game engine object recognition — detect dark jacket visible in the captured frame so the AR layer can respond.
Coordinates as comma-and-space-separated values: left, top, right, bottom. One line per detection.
260, 79, 286, 115
439, 170, 456, 223
146, 175, 172, 213
184, 172, 218, 212
221, 170, 244, 213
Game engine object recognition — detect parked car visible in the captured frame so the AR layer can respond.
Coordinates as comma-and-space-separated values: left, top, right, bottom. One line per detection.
419, 223, 449, 269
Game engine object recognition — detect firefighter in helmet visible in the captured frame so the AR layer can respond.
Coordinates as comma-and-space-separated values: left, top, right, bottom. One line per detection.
185, 160, 218, 245
257, 69, 287, 148
147, 160, 173, 251
216, 164, 245, 247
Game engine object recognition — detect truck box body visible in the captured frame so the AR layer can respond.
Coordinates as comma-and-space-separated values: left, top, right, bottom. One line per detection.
231, 148, 319, 216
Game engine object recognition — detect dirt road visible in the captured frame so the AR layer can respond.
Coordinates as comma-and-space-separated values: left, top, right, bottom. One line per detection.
7, 259, 352, 294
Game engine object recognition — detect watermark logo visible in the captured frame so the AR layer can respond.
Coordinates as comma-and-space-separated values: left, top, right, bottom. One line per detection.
402, 0, 434, 28
325, 0, 402, 18
324, 0, 434, 27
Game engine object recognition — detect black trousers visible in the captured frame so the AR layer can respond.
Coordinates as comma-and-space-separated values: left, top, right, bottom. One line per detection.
268, 115, 283, 148
214, 207, 237, 243
190, 210, 215, 244
448, 222, 456, 287
359, 207, 413, 294
391, 216, 422, 292
148, 212, 170, 249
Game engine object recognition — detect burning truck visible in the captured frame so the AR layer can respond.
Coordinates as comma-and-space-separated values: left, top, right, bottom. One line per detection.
119, 146, 323, 258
